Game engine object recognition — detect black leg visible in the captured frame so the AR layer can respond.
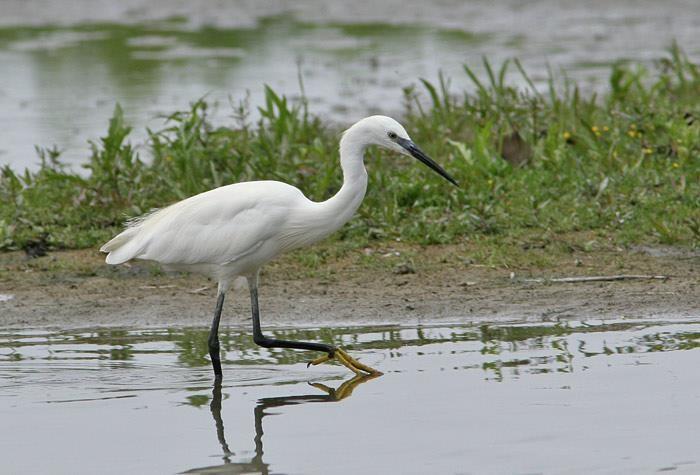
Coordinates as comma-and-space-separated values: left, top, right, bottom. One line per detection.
208, 292, 226, 381
247, 275, 335, 355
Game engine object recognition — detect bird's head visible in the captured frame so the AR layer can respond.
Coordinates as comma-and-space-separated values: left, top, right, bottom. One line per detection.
346, 115, 458, 187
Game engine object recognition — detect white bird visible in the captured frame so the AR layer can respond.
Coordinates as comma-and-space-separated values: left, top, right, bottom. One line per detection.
101, 115, 457, 380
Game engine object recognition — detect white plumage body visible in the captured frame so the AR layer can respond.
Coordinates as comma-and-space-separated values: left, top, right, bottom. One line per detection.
101, 178, 366, 290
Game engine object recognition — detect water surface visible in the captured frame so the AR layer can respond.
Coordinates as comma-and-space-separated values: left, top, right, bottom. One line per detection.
1, 320, 699, 474
1, 1, 699, 170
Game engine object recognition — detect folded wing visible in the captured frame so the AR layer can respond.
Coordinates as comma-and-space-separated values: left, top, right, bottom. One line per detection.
100, 181, 302, 266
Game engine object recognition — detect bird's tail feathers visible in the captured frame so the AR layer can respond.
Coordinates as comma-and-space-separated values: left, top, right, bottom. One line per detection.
100, 227, 144, 264
100, 208, 163, 264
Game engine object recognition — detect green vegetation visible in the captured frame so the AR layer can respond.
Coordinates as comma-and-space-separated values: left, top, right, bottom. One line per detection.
1, 46, 698, 254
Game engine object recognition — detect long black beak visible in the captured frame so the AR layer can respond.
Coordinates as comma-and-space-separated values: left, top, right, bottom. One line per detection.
397, 138, 459, 187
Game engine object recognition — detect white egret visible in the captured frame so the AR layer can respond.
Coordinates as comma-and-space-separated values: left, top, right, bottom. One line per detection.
100, 115, 457, 380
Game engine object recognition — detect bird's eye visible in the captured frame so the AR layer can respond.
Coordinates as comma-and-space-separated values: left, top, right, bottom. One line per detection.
387, 131, 398, 140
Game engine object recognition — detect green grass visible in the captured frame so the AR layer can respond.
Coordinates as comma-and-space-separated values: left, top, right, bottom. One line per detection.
1, 45, 699, 253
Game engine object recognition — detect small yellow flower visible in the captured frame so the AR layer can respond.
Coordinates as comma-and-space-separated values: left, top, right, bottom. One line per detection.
591, 126, 599, 133
642, 147, 653, 155
603, 126, 610, 132
627, 130, 638, 138
672, 162, 680, 169
563, 131, 571, 140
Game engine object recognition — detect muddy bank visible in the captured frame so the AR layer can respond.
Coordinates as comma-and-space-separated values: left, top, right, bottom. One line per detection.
1, 243, 697, 329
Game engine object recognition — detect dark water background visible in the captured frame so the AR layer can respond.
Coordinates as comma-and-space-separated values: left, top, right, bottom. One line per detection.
1, 0, 699, 170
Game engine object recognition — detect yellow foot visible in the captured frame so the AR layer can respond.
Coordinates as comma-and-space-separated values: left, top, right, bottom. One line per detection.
307, 348, 382, 375
309, 372, 381, 400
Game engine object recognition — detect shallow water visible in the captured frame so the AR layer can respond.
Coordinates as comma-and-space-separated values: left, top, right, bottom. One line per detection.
1, 320, 700, 474
1, 1, 699, 170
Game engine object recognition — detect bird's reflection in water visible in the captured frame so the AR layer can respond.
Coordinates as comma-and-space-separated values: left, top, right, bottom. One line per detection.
183, 373, 379, 474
